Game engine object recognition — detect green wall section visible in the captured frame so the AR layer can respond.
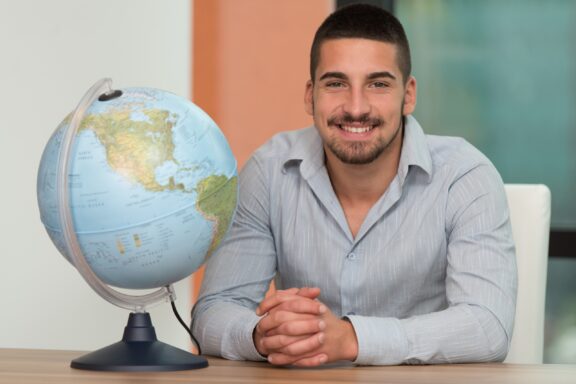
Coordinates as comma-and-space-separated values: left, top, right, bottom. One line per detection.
397, 0, 576, 229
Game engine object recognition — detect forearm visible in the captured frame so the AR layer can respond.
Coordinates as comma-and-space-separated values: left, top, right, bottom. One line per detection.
347, 304, 509, 365
191, 155, 278, 360
192, 299, 265, 361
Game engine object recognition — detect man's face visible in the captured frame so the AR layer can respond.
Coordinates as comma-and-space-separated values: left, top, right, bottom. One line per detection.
305, 38, 416, 165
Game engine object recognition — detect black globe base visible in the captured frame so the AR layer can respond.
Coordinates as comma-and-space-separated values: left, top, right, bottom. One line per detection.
71, 312, 208, 371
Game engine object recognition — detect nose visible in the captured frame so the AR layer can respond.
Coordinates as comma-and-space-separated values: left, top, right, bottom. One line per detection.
343, 87, 371, 117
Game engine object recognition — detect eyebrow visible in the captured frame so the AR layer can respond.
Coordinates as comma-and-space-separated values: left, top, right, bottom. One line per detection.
319, 72, 347, 81
368, 71, 397, 81
318, 71, 397, 82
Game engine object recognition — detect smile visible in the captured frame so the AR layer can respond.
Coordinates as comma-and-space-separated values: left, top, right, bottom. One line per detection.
340, 125, 373, 134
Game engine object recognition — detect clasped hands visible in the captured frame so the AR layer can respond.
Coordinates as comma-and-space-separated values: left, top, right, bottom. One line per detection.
253, 287, 358, 367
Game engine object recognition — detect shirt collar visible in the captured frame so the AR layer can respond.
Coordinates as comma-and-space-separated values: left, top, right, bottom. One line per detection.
282, 126, 325, 180
398, 115, 433, 184
282, 115, 433, 182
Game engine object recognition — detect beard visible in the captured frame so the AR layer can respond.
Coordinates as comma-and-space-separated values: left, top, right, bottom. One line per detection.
323, 110, 404, 165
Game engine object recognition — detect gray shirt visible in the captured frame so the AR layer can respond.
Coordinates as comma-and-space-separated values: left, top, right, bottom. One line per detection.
192, 115, 517, 365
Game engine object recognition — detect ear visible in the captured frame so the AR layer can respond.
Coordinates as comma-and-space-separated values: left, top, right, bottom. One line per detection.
304, 80, 314, 116
402, 76, 417, 116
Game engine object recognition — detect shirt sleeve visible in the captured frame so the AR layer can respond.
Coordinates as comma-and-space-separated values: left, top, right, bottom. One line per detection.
191, 156, 274, 361
348, 163, 517, 365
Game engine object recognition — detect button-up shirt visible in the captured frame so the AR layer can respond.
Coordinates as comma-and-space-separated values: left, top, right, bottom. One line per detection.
192, 115, 517, 365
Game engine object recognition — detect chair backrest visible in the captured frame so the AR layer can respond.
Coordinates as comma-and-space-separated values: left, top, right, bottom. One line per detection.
504, 184, 551, 363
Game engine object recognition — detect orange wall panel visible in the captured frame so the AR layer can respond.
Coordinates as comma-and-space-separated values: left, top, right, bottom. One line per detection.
194, 0, 333, 167
192, 0, 333, 302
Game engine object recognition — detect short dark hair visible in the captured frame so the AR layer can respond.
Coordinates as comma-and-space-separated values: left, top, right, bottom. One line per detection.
310, 4, 411, 83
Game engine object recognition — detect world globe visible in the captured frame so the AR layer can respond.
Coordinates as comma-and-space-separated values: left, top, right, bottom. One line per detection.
36, 79, 237, 371
37, 82, 237, 289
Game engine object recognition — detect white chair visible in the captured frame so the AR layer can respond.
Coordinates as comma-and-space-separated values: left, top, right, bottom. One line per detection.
504, 184, 551, 364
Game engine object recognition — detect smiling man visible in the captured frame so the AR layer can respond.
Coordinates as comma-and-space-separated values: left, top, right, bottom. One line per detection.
192, 4, 517, 367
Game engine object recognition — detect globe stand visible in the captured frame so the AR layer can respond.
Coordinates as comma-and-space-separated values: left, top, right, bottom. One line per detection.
48, 79, 219, 372
71, 312, 208, 371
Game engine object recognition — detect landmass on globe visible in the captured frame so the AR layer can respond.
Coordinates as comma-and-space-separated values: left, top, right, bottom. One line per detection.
79, 107, 238, 257
80, 109, 188, 193
37, 87, 238, 289
195, 175, 238, 257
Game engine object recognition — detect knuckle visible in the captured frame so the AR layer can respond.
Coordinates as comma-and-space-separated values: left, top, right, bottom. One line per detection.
278, 335, 291, 346
284, 344, 299, 355
259, 318, 271, 331
270, 310, 285, 323
260, 337, 272, 349
304, 321, 316, 333
308, 334, 320, 348
282, 322, 296, 334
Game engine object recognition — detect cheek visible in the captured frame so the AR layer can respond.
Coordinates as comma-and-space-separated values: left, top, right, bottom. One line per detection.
378, 95, 407, 117
315, 94, 345, 116
311, 99, 331, 119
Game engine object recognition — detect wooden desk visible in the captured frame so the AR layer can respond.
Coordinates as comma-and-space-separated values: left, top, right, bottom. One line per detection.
1, 348, 575, 384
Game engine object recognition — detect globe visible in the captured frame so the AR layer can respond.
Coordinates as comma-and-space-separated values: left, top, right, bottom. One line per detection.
37, 82, 237, 290
35, 79, 237, 371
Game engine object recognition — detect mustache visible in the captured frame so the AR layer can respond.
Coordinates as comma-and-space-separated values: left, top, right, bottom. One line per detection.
327, 112, 383, 126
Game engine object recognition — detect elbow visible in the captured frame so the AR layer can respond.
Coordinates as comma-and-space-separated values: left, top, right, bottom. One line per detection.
479, 319, 510, 363
468, 304, 512, 363
487, 341, 508, 363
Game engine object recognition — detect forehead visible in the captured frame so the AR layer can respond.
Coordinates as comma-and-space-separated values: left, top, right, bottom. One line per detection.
315, 38, 400, 79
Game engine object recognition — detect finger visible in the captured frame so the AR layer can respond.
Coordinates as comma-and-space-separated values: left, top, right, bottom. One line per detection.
257, 311, 317, 335
267, 350, 326, 366
277, 332, 325, 356
267, 352, 297, 366
265, 318, 326, 337
291, 353, 329, 367
257, 288, 322, 316
256, 293, 303, 316
277, 287, 300, 295
256, 292, 297, 316
271, 297, 327, 317
259, 334, 309, 352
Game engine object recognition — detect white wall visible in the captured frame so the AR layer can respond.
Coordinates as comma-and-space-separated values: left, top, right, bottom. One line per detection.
0, 0, 193, 351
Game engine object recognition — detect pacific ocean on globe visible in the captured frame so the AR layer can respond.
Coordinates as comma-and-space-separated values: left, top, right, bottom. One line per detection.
37, 87, 238, 290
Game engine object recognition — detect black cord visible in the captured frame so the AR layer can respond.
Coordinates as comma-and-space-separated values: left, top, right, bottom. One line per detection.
170, 298, 202, 355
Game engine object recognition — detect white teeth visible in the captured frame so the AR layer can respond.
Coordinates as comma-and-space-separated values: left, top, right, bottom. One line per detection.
341, 125, 371, 133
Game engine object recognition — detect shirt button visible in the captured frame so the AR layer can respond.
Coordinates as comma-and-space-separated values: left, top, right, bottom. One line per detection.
347, 253, 356, 260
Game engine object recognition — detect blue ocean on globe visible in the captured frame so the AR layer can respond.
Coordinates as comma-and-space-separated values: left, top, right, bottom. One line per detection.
37, 88, 238, 289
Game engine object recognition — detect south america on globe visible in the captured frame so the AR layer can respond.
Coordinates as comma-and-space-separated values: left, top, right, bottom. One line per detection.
37, 87, 238, 290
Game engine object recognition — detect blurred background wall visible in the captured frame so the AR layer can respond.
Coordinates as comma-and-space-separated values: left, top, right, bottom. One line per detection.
344, 0, 576, 364
391, 0, 576, 363
0, 0, 193, 351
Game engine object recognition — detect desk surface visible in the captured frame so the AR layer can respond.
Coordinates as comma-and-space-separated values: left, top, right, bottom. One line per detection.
1, 348, 575, 384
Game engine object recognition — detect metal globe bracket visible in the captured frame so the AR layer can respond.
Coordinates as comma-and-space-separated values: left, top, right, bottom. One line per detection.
57, 78, 207, 371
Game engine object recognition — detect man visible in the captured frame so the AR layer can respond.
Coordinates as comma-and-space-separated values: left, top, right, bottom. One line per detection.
192, 4, 516, 367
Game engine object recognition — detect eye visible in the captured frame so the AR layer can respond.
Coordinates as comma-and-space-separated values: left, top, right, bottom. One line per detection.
326, 81, 345, 88
370, 81, 390, 88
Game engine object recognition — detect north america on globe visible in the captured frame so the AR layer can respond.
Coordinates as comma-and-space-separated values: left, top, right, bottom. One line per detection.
37, 87, 238, 289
